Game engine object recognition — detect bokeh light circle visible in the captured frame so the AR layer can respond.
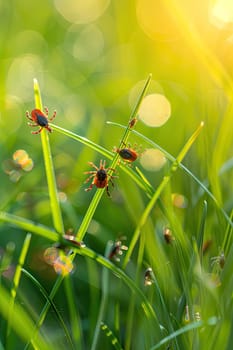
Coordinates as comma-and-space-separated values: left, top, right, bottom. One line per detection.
54, 0, 110, 24
72, 25, 104, 61
139, 94, 171, 127
140, 148, 166, 171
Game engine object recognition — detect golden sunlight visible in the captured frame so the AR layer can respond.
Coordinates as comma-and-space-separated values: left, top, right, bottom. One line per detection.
211, 0, 233, 25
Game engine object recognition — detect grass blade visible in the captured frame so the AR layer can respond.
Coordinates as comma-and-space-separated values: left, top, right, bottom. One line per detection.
0, 211, 59, 241
33, 78, 64, 234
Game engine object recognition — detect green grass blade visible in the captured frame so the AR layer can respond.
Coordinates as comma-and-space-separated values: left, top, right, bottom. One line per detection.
33, 78, 64, 234
0, 211, 59, 241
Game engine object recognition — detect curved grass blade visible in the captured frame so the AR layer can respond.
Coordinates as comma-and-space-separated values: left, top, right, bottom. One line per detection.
0, 211, 59, 241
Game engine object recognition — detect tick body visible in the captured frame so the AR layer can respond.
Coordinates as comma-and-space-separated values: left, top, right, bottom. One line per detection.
114, 144, 140, 163
26, 107, 56, 134
118, 148, 138, 162
84, 160, 116, 197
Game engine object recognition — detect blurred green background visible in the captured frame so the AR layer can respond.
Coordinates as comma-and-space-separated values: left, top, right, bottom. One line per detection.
1, 0, 232, 236
0, 0, 233, 348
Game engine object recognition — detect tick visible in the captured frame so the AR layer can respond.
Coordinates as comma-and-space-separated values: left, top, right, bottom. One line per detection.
84, 159, 117, 197
26, 107, 56, 134
114, 144, 140, 163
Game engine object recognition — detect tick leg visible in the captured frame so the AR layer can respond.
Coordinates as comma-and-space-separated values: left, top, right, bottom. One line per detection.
31, 127, 42, 134
26, 111, 33, 121
49, 110, 56, 121
45, 125, 53, 133
44, 107, 49, 116
84, 174, 95, 183
85, 182, 94, 192
105, 185, 111, 197
28, 123, 39, 127
109, 178, 115, 188
87, 162, 99, 171
99, 159, 106, 169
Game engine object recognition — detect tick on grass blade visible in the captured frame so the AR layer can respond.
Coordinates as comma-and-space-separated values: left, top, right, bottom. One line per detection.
26, 107, 56, 134
114, 143, 141, 163
108, 237, 128, 262
84, 159, 117, 197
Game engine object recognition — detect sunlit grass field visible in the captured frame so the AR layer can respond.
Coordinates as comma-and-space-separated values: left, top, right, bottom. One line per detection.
0, 1, 233, 349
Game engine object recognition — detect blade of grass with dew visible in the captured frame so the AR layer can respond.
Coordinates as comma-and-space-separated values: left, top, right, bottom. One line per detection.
0, 284, 51, 350
33, 79, 64, 235
107, 121, 233, 230
76, 74, 152, 242
21, 268, 75, 350
6, 233, 32, 343
100, 322, 123, 350
0, 211, 59, 241
123, 121, 204, 269
50, 123, 154, 197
